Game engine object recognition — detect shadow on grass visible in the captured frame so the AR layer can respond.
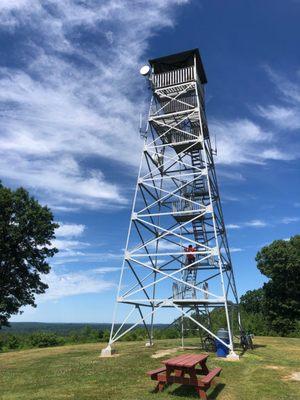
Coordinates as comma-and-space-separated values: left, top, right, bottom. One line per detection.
236, 343, 266, 357
169, 383, 225, 399
253, 344, 267, 349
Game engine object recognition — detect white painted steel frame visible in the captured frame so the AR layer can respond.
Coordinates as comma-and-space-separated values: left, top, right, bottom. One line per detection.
107, 58, 241, 354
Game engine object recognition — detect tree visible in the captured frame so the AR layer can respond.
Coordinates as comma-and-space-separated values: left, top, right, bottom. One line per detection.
0, 183, 58, 327
240, 288, 265, 314
255, 235, 300, 335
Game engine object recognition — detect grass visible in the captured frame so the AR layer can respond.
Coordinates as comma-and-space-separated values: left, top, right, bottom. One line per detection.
0, 336, 300, 400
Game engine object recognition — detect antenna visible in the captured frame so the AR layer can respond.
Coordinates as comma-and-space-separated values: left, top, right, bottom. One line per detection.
212, 131, 217, 156
139, 113, 147, 139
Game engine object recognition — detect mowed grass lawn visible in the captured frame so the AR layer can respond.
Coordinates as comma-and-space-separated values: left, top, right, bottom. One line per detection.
0, 336, 300, 400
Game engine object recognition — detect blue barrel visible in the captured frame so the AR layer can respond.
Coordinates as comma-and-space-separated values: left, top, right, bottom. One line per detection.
215, 328, 230, 357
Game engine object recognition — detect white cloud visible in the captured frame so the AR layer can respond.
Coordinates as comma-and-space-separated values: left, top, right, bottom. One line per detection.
260, 148, 295, 161
0, 0, 33, 13
52, 239, 89, 252
255, 67, 300, 152
211, 118, 292, 165
245, 219, 267, 228
215, 66, 300, 167
38, 267, 117, 301
256, 105, 300, 130
92, 267, 122, 274
218, 170, 245, 181
52, 239, 91, 261
227, 224, 241, 229
281, 216, 300, 224
52, 250, 122, 264
264, 65, 300, 104
227, 219, 268, 229
148, 241, 181, 251
56, 223, 85, 238
0, 0, 188, 210
230, 247, 243, 253
49, 205, 79, 213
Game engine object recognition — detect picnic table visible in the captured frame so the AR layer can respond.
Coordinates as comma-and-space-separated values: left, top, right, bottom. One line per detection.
147, 353, 222, 399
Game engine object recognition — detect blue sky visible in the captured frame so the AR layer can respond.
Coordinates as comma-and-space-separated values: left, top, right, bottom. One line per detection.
1, 0, 299, 323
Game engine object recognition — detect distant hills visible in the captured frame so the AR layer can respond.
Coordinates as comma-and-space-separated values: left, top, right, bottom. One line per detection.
1, 322, 167, 334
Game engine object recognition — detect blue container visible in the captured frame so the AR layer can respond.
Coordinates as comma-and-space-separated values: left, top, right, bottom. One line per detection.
215, 328, 230, 357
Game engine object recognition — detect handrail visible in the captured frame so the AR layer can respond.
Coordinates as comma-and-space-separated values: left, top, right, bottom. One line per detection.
152, 66, 195, 88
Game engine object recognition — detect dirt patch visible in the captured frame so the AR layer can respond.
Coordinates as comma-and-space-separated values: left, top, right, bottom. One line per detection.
282, 372, 300, 381
151, 347, 182, 359
265, 365, 285, 370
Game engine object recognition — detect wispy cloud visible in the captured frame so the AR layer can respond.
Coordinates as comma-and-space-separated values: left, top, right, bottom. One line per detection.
39, 267, 117, 301
0, 0, 188, 210
52, 239, 89, 253
230, 247, 243, 253
245, 219, 267, 228
227, 224, 241, 229
211, 118, 293, 165
254, 66, 300, 154
281, 216, 300, 224
212, 65, 300, 168
228, 215, 300, 230
256, 105, 300, 130
227, 219, 268, 229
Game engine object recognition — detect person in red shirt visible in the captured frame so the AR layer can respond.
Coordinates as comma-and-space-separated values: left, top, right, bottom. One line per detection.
184, 244, 196, 267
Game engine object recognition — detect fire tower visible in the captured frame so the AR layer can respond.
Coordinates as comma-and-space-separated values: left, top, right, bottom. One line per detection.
102, 49, 241, 358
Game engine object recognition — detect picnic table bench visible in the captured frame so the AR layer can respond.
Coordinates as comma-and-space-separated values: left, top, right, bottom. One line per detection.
147, 353, 222, 399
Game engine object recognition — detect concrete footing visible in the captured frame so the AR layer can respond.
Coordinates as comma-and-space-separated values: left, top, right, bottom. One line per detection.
145, 341, 154, 347
100, 345, 115, 357
226, 351, 240, 361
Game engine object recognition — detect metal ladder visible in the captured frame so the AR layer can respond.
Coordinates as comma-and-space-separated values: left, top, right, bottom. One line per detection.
182, 267, 197, 299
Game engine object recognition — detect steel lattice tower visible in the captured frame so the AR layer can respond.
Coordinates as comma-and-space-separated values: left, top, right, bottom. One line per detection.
102, 49, 241, 358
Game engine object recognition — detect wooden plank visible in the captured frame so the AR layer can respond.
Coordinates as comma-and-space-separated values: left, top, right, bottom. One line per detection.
170, 354, 195, 367
179, 354, 201, 367
181, 354, 208, 368
157, 374, 205, 387
200, 367, 222, 385
164, 353, 208, 368
162, 353, 190, 366
146, 367, 167, 378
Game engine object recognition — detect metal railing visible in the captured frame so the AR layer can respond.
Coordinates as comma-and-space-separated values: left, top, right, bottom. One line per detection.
156, 94, 197, 114
172, 199, 201, 214
164, 131, 197, 144
152, 66, 195, 88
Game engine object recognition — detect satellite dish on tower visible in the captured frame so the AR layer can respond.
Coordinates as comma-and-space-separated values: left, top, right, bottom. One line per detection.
140, 65, 150, 76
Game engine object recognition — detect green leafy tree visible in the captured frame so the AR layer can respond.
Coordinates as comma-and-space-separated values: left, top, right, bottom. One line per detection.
240, 288, 265, 314
256, 235, 300, 335
27, 332, 64, 348
0, 183, 58, 327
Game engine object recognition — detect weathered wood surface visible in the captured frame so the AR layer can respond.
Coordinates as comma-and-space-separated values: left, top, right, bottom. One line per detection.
147, 353, 222, 399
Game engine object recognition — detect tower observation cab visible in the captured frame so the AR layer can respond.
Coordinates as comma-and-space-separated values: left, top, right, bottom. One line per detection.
149, 50, 208, 154
102, 49, 241, 359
